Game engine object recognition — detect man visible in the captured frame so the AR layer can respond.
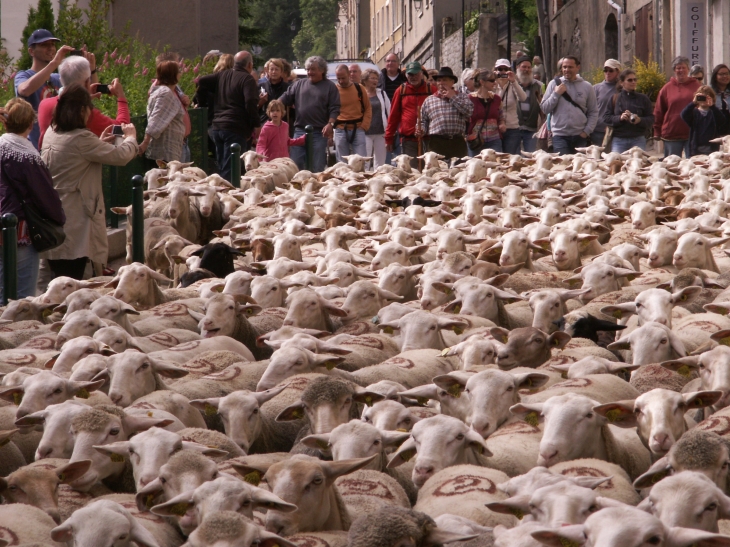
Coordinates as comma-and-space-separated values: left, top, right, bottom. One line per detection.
591, 59, 621, 146
420, 66, 473, 159
37, 56, 130, 148
514, 56, 542, 153
14, 29, 76, 148
494, 58, 528, 155
349, 63, 362, 85
384, 61, 436, 164
540, 56, 598, 155
654, 56, 701, 158
334, 64, 372, 162
280, 55, 340, 172
378, 53, 407, 101
196, 51, 261, 181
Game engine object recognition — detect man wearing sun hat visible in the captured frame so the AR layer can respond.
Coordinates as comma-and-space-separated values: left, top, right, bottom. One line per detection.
419, 66, 473, 159
14, 29, 75, 149
494, 57, 528, 154
591, 58, 622, 146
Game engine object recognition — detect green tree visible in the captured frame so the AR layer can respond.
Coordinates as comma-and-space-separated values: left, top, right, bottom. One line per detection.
238, 0, 268, 64
292, 0, 337, 62
18, 0, 56, 69
247, 0, 301, 62
511, 0, 539, 57
56, 0, 122, 55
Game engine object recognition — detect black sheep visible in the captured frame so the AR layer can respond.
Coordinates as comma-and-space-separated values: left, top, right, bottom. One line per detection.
190, 243, 245, 279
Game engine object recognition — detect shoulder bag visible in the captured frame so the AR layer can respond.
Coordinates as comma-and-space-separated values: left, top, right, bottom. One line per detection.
467, 97, 492, 151
5, 176, 65, 253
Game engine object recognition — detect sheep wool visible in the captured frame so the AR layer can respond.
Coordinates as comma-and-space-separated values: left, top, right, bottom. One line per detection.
301, 376, 357, 406
71, 408, 118, 433
165, 449, 216, 476
197, 511, 250, 542
177, 427, 245, 459
348, 506, 437, 547
671, 429, 730, 470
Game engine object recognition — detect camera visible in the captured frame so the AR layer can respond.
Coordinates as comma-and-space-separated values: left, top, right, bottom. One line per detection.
497, 74, 508, 78
630, 114, 637, 123
112, 125, 124, 136
96, 84, 111, 95
696, 94, 707, 102
68, 49, 84, 57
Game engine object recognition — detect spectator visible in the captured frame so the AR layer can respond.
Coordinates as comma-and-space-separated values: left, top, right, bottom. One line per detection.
259, 60, 270, 85
14, 29, 76, 149
138, 58, 186, 163
690, 65, 705, 84
280, 56, 340, 173
427, 70, 439, 85
193, 54, 233, 172
494, 58, 528, 154
384, 62, 436, 164
203, 50, 223, 65
196, 51, 261, 180
653, 56, 701, 158
460, 69, 476, 94
0, 98, 65, 299
592, 59, 621, 146
259, 58, 291, 123
362, 68, 390, 169
41, 84, 137, 280
680, 86, 729, 156
255, 99, 305, 161
532, 56, 546, 83
150, 52, 192, 162
512, 51, 525, 71
215, 54, 234, 73
710, 64, 730, 121
378, 53, 407, 101
333, 64, 371, 162
603, 68, 654, 153
540, 56, 598, 155
420, 66, 473, 159
349, 64, 362, 85
466, 69, 504, 156
515, 56, 542, 153
38, 56, 129, 148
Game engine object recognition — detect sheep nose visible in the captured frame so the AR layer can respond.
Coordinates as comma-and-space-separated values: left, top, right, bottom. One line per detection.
633, 222, 642, 229
283, 319, 294, 326
110, 393, 123, 404
539, 450, 559, 464
36, 446, 53, 459
652, 433, 669, 449
15, 408, 29, 419
649, 253, 659, 261
138, 475, 154, 488
674, 254, 683, 261
414, 464, 434, 477
554, 250, 566, 259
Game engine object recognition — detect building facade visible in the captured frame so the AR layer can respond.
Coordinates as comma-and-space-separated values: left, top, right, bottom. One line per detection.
336, 0, 371, 60
544, 0, 730, 75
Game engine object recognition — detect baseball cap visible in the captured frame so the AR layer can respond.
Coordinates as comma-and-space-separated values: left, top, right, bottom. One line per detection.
494, 58, 511, 69
405, 61, 422, 75
604, 59, 621, 71
27, 29, 60, 47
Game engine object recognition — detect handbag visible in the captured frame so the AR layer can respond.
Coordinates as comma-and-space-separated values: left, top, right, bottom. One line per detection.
602, 126, 614, 149
5, 176, 65, 253
467, 98, 492, 151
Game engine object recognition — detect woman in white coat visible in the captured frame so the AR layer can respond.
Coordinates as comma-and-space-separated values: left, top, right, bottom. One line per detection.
362, 68, 391, 169
41, 84, 138, 280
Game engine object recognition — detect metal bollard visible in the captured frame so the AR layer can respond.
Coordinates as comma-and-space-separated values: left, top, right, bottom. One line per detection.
2, 213, 18, 304
230, 143, 241, 188
131, 175, 145, 264
305, 125, 314, 171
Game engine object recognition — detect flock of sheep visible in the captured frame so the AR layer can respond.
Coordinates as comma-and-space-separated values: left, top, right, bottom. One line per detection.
5, 138, 730, 547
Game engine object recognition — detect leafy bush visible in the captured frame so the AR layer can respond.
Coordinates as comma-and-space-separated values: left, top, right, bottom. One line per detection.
634, 56, 666, 102
583, 66, 605, 85
18, 0, 56, 70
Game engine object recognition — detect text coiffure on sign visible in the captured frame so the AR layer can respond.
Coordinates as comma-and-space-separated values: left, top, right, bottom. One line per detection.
685, 1, 706, 68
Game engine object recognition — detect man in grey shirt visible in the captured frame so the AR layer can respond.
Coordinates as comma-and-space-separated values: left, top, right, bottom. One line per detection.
592, 59, 621, 146
280, 55, 340, 172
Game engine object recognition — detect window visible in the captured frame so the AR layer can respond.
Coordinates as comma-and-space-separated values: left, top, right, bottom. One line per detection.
408, 0, 412, 28
393, 0, 398, 27
386, 5, 390, 35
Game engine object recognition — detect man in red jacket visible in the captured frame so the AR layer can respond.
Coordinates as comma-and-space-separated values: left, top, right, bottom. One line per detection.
385, 61, 436, 165
653, 56, 700, 158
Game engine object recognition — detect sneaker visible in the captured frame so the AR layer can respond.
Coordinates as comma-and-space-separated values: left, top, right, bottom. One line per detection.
102, 267, 116, 276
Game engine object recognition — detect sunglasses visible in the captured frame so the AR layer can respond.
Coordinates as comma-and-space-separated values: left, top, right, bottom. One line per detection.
603, 68, 616, 72
625, 78, 637, 82
496, 67, 509, 71
483, 79, 496, 82
694, 77, 704, 81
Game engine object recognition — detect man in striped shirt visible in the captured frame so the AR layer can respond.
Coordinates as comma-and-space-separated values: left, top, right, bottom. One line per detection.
420, 66, 473, 159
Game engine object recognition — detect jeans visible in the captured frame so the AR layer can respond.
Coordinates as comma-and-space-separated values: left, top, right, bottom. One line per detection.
385, 134, 402, 166
590, 131, 605, 146
468, 138, 503, 157
334, 127, 367, 163
290, 128, 328, 173
552, 134, 588, 155
210, 129, 249, 182
611, 136, 647, 153
663, 139, 690, 159
48, 257, 88, 280
503, 128, 537, 154
181, 139, 191, 163
0, 244, 39, 300
366, 134, 387, 169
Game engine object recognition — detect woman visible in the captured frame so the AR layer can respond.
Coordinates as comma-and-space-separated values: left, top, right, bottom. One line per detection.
532, 56, 546, 83
603, 68, 654, 153
710, 64, 730, 127
362, 68, 390, 169
681, 86, 729, 157
259, 58, 291, 123
41, 84, 137, 280
460, 69, 476, 94
214, 54, 234, 73
690, 65, 705, 83
0, 98, 65, 298
466, 69, 505, 156
138, 59, 186, 162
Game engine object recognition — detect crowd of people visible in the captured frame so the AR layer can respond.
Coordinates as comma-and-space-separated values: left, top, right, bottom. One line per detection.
2, 26, 730, 296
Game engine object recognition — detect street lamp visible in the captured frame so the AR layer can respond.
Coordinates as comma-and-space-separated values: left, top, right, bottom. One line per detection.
290, 20, 296, 31
413, 0, 423, 12
335, 19, 341, 29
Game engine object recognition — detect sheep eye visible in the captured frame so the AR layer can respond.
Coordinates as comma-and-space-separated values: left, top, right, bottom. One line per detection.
585, 412, 593, 419
312, 477, 323, 485
109, 428, 120, 436
252, 408, 259, 414
660, 338, 668, 345
456, 433, 465, 441
140, 363, 150, 370
271, 287, 277, 291
534, 339, 543, 345
8, 484, 17, 491
160, 477, 167, 484
373, 439, 381, 445
706, 502, 718, 512
118, 535, 128, 541
506, 386, 514, 392
646, 536, 661, 545
53, 388, 63, 395
588, 504, 598, 512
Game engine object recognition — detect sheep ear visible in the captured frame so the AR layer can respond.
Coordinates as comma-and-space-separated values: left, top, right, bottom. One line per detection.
571, 476, 613, 490
661, 357, 700, 377
593, 401, 638, 428
0, 385, 24, 404
600, 303, 637, 320
124, 415, 174, 434
509, 403, 544, 425
530, 526, 587, 547
49, 321, 65, 332
150, 492, 194, 517
135, 478, 164, 511
513, 373, 550, 390
665, 527, 730, 547
547, 331, 571, 349
353, 390, 385, 406
276, 401, 306, 421
149, 358, 189, 379
398, 384, 440, 405
187, 309, 205, 322
671, 285, 702, 304
683, 390, 723, 410
180, 441, 228, 458
93, 442, 131, 458
607, 338, 631, 352
321, 454, 377, 483
56, 460, 92, 484
258, 531, 299, 547
301, 433, 331, 451
104, 277, 121, 288
252, 384, 288, 406
486, 495, 532, 517
387, 437, 417, 468
466, 428, 492, 456
381, 430, 411, 448
633, 457, 673, 489
251, 489, 298, 513
425, 529, 479, 545
432, 373, 467, 398
51, 523, 73, 543
711, 329, 730, 346
489, 327, 510, 344
70, 379, 105, 398
129, 514, 160, 547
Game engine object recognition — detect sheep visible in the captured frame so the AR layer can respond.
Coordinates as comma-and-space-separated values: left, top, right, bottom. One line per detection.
89, 296, 140, 336
0, 298, 58, 324
606, 322, 686, 366
50, 336, 116, 375
490, 326, 571, 369
0, 503, 65, 546
0, 429, 25, 476
93, 326, 201, 354
282, 288, 348, 332
35, 277, 106, 305
105, 263, 177, 310
182, 511, 295, 547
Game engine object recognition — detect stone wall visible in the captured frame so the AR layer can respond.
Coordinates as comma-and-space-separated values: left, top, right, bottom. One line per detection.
439, 14, 501, 72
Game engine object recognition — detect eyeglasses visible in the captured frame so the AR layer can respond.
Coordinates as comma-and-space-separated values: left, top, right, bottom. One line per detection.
483, 79, 496, 82
625, 78, 637, 82
694, 77, 704, 81
496, 67, 509, 71
603, 68, 616, 72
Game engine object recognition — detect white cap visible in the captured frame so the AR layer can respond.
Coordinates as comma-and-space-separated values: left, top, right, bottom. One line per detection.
494, 59, 511, 69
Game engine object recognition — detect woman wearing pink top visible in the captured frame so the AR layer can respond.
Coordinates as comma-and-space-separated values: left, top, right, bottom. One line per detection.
255, 100, 305, 160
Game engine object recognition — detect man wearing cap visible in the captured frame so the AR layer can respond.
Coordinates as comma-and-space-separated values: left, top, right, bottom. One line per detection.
514, 56, 543, 153
494, 58, 528, 155
592, 59, 621, 146
385, 61, 437, 164
14, 29, 76, 149
541, 56, 598, 155
420, 66, 473, 159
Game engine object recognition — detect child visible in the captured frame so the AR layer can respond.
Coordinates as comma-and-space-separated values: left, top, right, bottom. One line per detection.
255, 100, 305, 160
680, 86, 729, 156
